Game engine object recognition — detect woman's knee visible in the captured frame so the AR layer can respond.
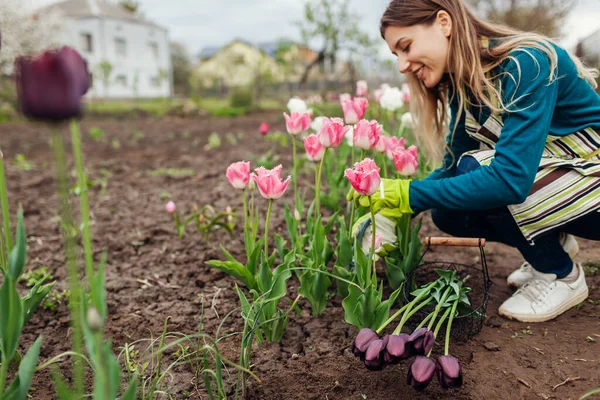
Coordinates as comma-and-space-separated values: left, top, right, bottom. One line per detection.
431, 208, 457, 235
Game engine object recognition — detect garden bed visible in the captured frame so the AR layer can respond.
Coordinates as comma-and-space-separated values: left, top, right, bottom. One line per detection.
2, 111, 599, 399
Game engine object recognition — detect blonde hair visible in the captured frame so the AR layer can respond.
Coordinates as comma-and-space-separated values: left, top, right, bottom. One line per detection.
380, 0, 599, 165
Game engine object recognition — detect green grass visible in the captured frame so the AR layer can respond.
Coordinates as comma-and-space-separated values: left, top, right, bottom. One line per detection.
85, 98, 183, 117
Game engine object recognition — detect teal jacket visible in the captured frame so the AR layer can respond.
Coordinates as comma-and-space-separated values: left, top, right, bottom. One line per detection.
409, 43, 600, 213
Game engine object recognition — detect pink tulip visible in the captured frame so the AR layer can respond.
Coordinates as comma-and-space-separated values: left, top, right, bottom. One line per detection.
375, 135, 387, 153
385, 136, 406, 160
252, 165, 291, 199
393, 145, 419, 176
342, 97, 369, 125
303, 133, 326, 162
356, 80, 368, 97
353, 119, 382, 150
339, 93, 352, 105
374, 88, 384, 103
402, 83, 411, 103
259, 122, 270, 135
284, 112, 311, 135
226, 161, 251, 190
318, 117, 350, 148
165, 201, 176, 214
344, 158, 381, 196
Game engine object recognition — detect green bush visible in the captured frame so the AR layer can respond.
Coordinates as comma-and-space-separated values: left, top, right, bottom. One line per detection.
229, 86, 254, 109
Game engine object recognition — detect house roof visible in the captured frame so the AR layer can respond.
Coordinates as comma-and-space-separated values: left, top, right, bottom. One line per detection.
198, 39, 308, 60
41, 0, 166, 30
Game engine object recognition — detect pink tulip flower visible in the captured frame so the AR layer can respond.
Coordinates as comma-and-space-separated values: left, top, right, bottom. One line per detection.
226, 161, 251, 190
284, 112, 311, 135
259, 122, 270, 135
342, 97, 369, 125
344, 158, 381, 196
339, 93, 352, 106
375, 135, 387, 153
385, 136, 406, 160
165, 201, 176, 214
318, 117, 350, 148
393, 145, 419, 176
402, 83, 411, 103
353, 119, 382, 150
356, 80, 368, 97
303, 133, 326, 162
252, 165, 291, 199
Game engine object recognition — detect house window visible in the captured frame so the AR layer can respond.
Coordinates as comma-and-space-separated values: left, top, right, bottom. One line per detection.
148, 42, 159, 59
115, 75, 127, 86
114, 38, 127, 57
150, 76, 161, 88
80, 33, 93, 53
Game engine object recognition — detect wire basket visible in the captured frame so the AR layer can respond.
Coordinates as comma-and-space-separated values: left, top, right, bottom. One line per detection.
403, 237, 492, 342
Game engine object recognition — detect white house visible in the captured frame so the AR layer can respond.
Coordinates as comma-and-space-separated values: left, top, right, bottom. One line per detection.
43, 0, 172, 98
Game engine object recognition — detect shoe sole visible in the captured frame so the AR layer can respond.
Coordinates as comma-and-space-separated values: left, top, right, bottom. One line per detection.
506, 241, 580, 289
499, 288, 589, 323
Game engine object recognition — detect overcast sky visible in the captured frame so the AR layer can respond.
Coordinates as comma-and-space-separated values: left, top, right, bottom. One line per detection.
30, 0, 600, 60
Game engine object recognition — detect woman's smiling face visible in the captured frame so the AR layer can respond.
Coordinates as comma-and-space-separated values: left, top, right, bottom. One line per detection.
384, 11, 453, 88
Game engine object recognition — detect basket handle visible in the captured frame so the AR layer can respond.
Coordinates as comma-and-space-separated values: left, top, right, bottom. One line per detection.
423, 237, 486, 247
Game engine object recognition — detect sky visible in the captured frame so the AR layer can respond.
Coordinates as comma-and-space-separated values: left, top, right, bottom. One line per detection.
29, 0, 600, 60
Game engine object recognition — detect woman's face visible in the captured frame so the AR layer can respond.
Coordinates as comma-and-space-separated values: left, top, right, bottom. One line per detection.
384, 11, 452, 88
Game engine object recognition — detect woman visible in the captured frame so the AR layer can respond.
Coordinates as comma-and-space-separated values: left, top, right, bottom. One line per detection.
352, 0, 600, 323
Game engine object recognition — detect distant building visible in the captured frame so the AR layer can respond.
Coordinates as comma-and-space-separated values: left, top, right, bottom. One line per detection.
576, 29, 600, 67
42, 0, 172, 98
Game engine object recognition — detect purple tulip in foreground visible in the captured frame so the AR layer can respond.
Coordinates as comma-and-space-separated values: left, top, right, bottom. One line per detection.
407, 356, 436, 392
436, 355, 463, 389
352, 328, 379, 359
16, 46, 90, 121
383, 333, 412, 364
363, 336, 388, 371
407, 328, 435, 355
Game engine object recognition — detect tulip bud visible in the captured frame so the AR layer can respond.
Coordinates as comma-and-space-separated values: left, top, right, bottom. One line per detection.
407, 356, 436, 392
226, 206, 233, 224
423, 330, 435, 355
352, 328, 379, 358
363, 336, 388, 371
384, 333, 412, 364
407, 327, 429, 355
86, 307, 104, 333
259, 122, 270, 135
294, 209, 301, 221
165, 201, 176, 214
436, 355, 463, 389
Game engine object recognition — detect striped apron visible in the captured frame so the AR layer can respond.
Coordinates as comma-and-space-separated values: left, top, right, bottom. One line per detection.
460, 109, 600, 241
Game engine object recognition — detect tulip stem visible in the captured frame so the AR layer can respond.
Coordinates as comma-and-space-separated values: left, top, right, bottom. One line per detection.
242, 189, 248, 235
315, 148, 327, 220
70, 121, 95, 293
292, 136, 299, 213
376, 298, 411, 335
0, 151, 12, 261
0, 357, 8, 399
368, 196, 377, 284
264, 199, 273, 259
395, 280, 436, 333
51, 128, 84, 397
360, 149, 366, 161
393, 297, 433, 335
445, 298, 459, 356
428, 306, 452, 358
380, 153, 388, 179
415, 309, 435, 330
427, 286, 453, 332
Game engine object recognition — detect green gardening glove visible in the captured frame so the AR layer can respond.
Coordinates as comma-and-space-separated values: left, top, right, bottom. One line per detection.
347, 178, 413, 215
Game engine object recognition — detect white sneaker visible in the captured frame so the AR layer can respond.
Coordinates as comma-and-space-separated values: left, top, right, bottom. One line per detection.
499, 264, 588, 322
507, 233, 579, 288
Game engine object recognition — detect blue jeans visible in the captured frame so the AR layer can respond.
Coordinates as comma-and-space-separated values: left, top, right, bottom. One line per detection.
431, 156, 600, 278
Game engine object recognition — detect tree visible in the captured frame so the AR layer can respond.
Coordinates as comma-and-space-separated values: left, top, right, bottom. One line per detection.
170, 41, 192, 95
295, 0, 377, 85
95, 60, 113, 98
118, 0, 140, 14
467, 0, 575, 37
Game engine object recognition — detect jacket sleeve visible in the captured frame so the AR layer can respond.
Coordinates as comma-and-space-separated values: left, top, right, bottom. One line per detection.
409, 47, 557, 211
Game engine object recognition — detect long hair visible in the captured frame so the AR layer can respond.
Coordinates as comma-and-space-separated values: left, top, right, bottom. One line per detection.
380, 0, 599, 164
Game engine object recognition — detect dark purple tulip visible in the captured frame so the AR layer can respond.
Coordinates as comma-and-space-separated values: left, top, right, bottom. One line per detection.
406, 356, 436, 392
352, 328, 380, 359
436, 355, 463, 389
363, 336, 388, 371
16, 46, 91, 121
383, 333, 412, 364
407, 328, 432, 355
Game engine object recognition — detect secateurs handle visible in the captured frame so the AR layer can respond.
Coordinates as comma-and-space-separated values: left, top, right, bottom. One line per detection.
424, 237, 486, 247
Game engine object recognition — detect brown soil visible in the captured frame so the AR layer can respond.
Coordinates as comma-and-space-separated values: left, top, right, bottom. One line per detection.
1, 111, 599, 399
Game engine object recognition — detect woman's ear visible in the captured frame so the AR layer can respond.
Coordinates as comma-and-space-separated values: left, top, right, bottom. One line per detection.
437, 10, 453, 38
